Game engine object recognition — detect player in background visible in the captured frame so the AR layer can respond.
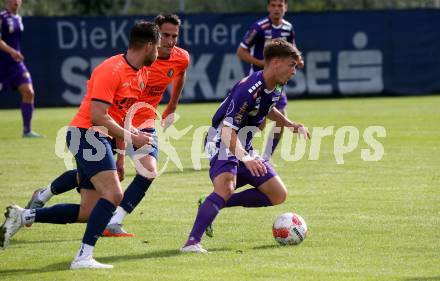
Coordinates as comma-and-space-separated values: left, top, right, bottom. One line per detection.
236, 0, 303, 160
181, 39, 310, 253
0, 0, 42, 137
0, 21, 160, 269
103, 13, 190, 237
22, 14, 190, 237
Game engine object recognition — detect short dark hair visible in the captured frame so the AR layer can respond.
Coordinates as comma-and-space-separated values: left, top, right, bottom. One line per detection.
263, 38, 302, 63
267, 0, 288, 4
154, 13, 181, 27
128, 20, 160, 49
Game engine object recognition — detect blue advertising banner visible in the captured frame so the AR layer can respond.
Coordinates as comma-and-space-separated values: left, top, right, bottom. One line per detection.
0, 10, 439, 108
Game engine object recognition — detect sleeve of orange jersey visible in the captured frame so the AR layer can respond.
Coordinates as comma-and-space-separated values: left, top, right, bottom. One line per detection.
169, 52, 189, 101
90, 63, 121, 105
177, 51, 190, 75
171, 51, 189, 91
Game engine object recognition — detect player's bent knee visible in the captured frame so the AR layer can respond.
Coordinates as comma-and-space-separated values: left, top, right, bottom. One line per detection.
19, 85, 35, 99
270, 188, 288, 206
99, 187, 123, 206
213, 177, 235, 200
106, 190, 123, 206
147, 169, 158, 180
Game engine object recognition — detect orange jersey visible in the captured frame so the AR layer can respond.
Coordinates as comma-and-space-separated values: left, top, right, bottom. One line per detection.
70, 54, 148, 130
131, 46, 189, 129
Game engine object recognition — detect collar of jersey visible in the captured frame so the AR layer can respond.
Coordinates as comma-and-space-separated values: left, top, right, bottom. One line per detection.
123, 53, 139, 71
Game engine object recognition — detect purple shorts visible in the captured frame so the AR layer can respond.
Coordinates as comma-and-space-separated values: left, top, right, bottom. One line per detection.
275, 92, 288, 111
0, 62, 32, 91
209, 154, 277, 188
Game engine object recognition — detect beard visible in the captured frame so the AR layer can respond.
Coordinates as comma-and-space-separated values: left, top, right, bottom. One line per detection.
143, 55, 156, 66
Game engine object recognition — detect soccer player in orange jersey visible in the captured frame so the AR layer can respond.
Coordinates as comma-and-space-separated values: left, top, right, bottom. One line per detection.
103, 13, 190, 237
20, 14, 189, 238
0, 21, 160, 269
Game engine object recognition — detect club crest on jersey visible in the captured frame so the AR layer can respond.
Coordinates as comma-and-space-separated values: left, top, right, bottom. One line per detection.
167, 69, 174, 78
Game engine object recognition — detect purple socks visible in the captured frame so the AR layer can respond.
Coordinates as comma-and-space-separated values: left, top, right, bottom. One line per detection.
225, 188, 272, 208
21, 102, 34, 134
186, 192, 225, 245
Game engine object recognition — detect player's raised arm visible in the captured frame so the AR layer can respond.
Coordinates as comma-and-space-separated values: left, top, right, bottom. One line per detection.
236, 45, 265, 69
267, 107, 310, 139
162, 65, 188, 128
90, 101, 152, 148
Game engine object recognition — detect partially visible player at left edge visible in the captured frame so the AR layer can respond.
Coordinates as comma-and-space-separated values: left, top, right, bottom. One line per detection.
0, 0, 42, 137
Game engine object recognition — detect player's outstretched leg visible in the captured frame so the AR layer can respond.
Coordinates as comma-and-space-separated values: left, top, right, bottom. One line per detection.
1, 202, 81, 247
181, 192, 226, 253
198, 196, 214, 238
0, 205, 24, 250
26, 169, 78, 210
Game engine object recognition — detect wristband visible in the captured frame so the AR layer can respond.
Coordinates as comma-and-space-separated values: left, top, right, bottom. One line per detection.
241, 154, 253, 162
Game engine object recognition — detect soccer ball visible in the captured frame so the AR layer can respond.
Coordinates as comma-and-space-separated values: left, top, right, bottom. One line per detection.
272, 212, 308, 245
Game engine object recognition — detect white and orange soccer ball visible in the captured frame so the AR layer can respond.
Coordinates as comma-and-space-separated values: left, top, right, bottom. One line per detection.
272, 212, 308, 245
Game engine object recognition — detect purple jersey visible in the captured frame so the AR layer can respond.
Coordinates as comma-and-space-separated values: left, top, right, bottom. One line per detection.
240, 17, 296, 73
0, 9, 23, 67
0, 9, 31, 91
207, 71, 282, 156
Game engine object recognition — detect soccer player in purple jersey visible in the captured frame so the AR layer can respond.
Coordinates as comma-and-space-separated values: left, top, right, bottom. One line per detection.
237, 0, 304, 160
0, 0, 42, 137
181, 39, 310, 253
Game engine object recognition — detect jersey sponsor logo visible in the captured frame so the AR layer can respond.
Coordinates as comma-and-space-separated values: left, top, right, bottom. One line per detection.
115, 97, 136, 111
167, 69, 174, 78
145, 85, 166, 97
234, 101, 248, 125
281, 32, 291, 37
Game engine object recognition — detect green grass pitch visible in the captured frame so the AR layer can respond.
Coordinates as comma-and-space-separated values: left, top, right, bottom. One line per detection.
0, 96, 439, 281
